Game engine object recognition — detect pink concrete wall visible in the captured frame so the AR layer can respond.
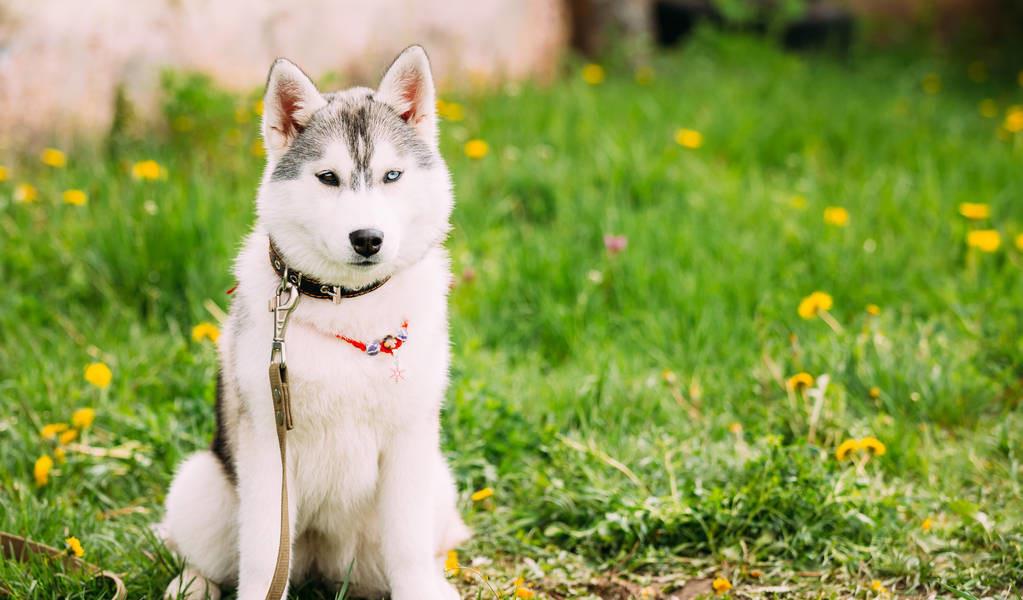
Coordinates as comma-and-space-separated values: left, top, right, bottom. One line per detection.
0, 0, 568, 148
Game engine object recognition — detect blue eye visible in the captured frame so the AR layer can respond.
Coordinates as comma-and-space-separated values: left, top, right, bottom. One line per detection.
383, 170, 402, 183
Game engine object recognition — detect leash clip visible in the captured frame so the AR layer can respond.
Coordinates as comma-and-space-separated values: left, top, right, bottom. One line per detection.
270, 277, 300, 346
268, 272, 300, 431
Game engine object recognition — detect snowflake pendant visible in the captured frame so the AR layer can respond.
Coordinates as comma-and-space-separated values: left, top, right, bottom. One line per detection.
335, 320, 409, 383
389, 357, 405, 382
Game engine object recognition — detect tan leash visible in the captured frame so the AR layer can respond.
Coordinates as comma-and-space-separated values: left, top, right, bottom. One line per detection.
259, 244, 389, 600
0, 531, 126, 599
265, 276, 300, 600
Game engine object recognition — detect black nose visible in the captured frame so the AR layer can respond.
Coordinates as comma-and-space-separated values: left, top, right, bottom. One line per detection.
349, 229, 384, 258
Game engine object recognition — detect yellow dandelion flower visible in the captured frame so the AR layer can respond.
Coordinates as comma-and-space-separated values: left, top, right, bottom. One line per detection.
868, 386, 881, 399
712, 577, 732, 594
471, 487, 494, 502
34, 455, 54, 486
870, 579, 886, 594
823, 206, 849, 227
515, 584, 536, 599
59, 429, 78, 445
41, 148, 67, 168
65, 536, 85, 558
131, 160, 165, 181
72, 407, 96, 429
979, 99, 998, 118
84, 362, 113, 389
192, 322, 221, 344
251, 140, 266, 158
54, 447, 67, 463
967, 229, 1001, 252
922, 73, 941, 95
866, 304, 880, 316
836, 438, 860, 461
0, 165, 8, 182
797, 291, 833, 320
436, 100, 465, 122
581, 63, 605, 85
1016, 233, 1023, 251
41, 423, 70, 440
661, 369, 678, 385
728, 422, 743, 434
444, 550, 459, 575
1005, 106, 1023, 133
63, 189, 88, 206
859, 436, 886, 456
464, 139, 489, 160
15, 183, 38, 203
921, 516, 933, 532
674, 128, 703, 149
254, 99, 264, 116
634, 66, 655, 85
958, 203, 990, 220
787, 372, 814, 392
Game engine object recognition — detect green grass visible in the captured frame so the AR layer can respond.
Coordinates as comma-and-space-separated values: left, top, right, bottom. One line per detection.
2, 30, 1023, 598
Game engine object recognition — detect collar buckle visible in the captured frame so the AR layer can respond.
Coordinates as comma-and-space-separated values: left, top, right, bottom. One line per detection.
321, 285, 343, 304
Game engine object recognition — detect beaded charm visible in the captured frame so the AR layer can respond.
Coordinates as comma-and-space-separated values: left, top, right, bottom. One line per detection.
336, 321, 409, 381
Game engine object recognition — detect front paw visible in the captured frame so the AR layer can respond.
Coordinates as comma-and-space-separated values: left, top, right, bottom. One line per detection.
164, 568, 221, 600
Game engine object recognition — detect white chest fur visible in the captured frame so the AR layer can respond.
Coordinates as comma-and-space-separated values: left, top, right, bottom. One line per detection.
226, 228, 452, 487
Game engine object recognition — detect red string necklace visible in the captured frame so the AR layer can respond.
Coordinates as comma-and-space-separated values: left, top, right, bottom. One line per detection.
227, 283, 408, 380
335, 320, 409, 356
335, 320, 409, 381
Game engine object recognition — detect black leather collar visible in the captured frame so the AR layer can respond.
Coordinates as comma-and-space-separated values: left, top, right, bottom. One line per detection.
269, 238, 389, 302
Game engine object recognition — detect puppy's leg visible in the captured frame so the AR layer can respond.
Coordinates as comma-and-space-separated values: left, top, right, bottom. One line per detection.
378, 424, 458, 600
235, 419, 296, 600
432, 450, 471, 568
161, 451, 237, 599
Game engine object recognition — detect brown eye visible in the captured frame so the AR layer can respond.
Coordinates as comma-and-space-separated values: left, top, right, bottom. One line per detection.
316, 170, 340, 186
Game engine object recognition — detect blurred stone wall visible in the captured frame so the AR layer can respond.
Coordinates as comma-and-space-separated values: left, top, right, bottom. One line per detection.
845, 0, 1011, 38
0, 0, 568, 148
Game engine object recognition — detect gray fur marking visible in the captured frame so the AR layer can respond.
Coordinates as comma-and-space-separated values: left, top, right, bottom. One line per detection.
269, 94, 435, 184
344, 104, 373, 191
270, 120, 327, 182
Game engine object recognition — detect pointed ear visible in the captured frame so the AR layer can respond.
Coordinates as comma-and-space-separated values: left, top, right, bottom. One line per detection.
376, 46, 437, 142
262, 58, 326, 159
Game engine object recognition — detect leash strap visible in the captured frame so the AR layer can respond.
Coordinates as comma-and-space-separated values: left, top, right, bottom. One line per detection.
265, 279, 299, 600
265, 363, 291, 600
0, 531, 126, 599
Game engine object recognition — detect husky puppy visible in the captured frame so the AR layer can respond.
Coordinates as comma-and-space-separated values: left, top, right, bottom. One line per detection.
160, 46, 468, 600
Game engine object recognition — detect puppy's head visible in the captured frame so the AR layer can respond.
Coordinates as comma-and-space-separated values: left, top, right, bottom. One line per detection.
257, 46, 452, 289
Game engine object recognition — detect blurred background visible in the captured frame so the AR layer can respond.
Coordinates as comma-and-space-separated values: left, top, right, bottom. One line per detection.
1, 0, 1022, 146
2, 1, 1023, 598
